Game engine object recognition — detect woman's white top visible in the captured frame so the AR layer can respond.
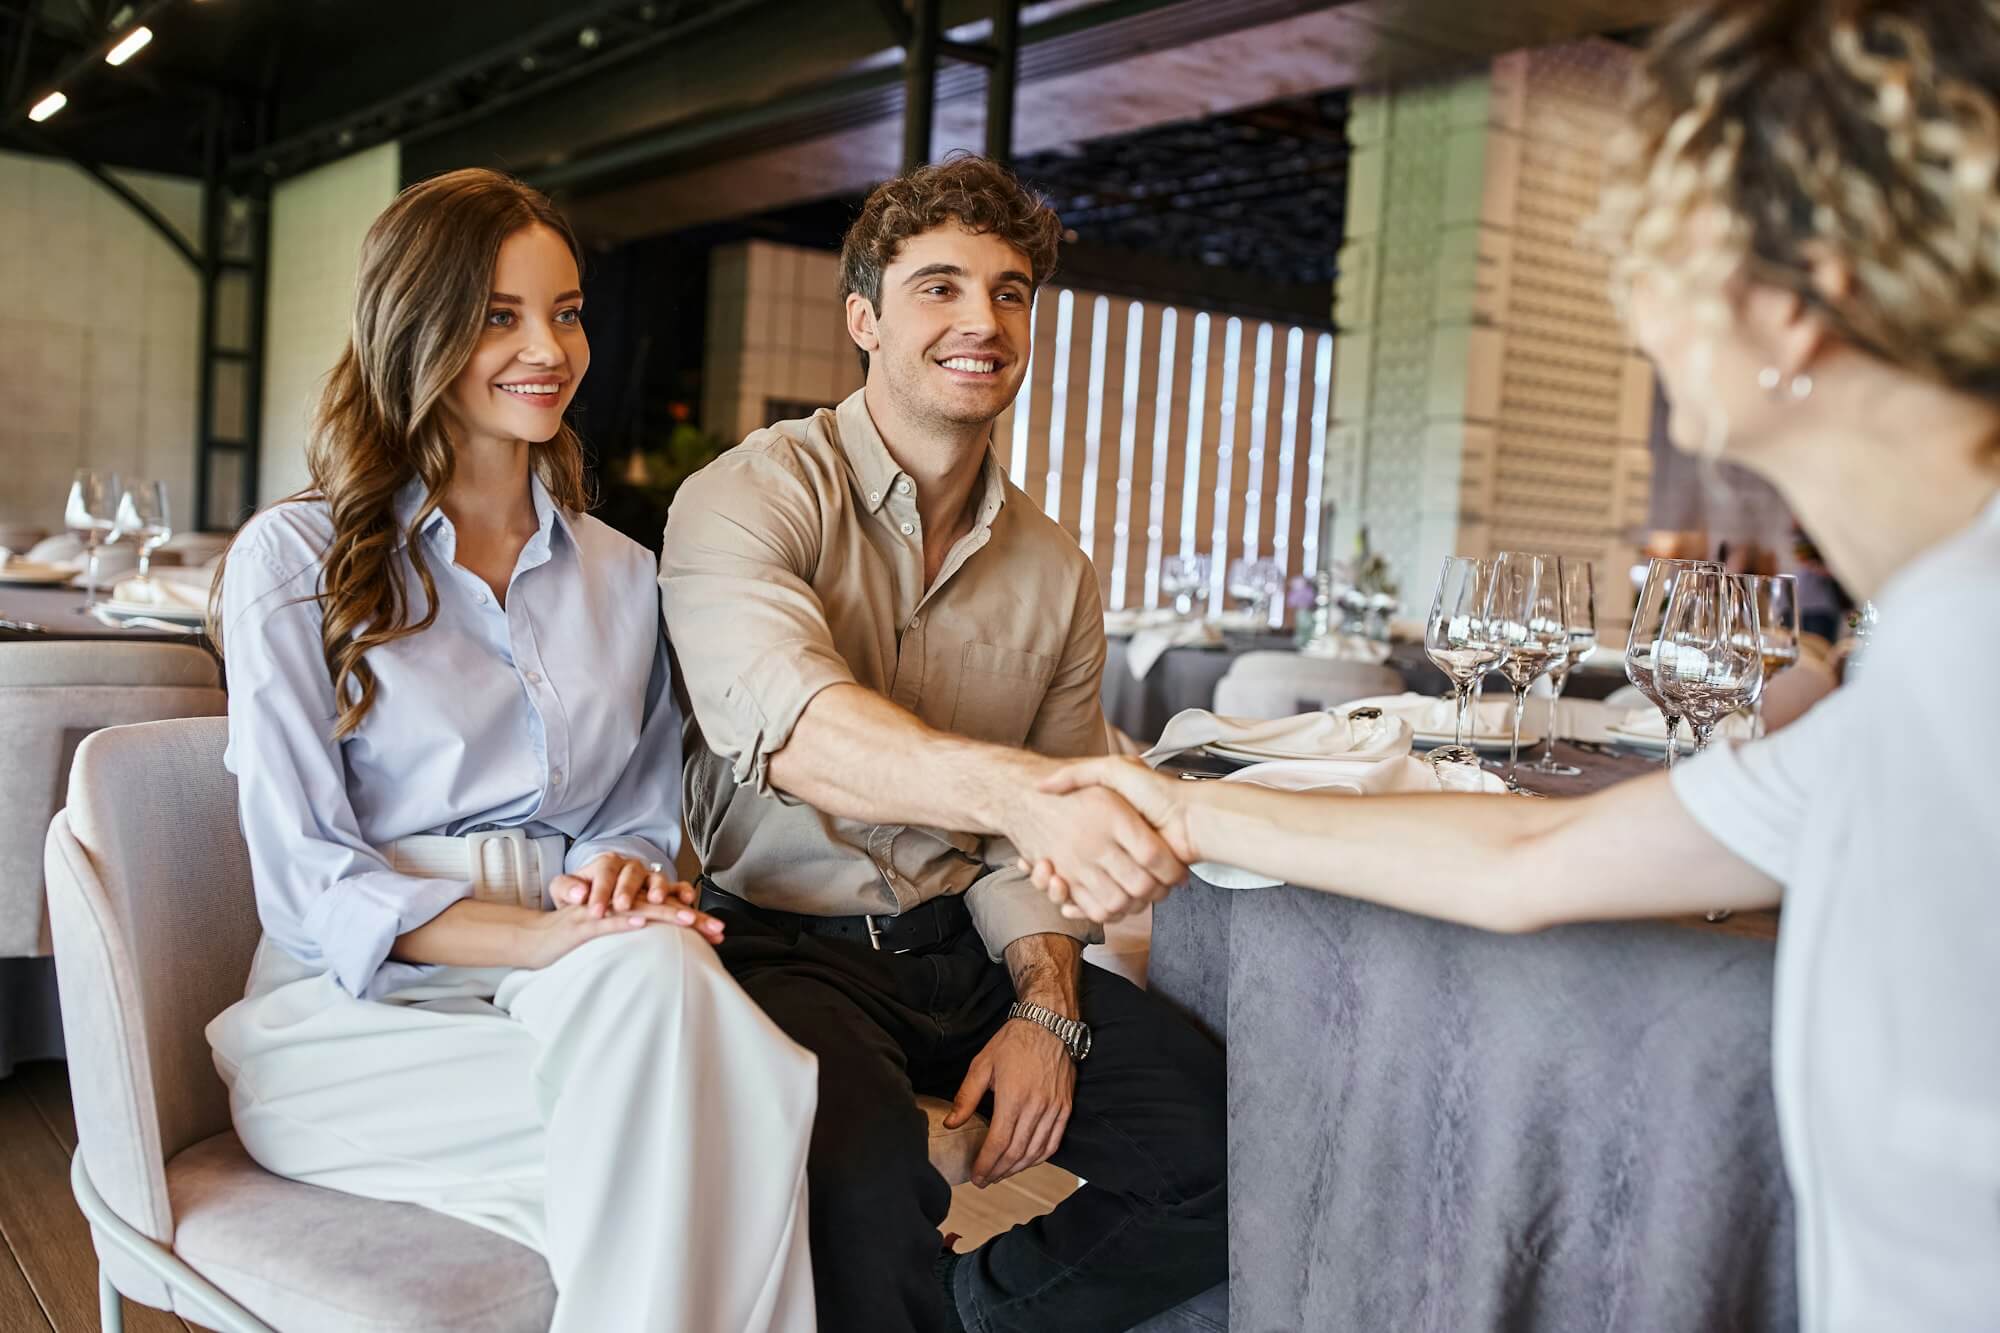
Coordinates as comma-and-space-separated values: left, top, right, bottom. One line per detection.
1672, 492, 2000, 1331
219, 474, 682, 1000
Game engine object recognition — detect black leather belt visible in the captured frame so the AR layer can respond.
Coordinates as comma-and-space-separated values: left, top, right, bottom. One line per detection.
697, 878, 972, 955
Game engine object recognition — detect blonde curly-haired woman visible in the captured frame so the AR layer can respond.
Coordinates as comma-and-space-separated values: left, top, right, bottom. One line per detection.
1032, 3, 2000, 1328
205, 169, 817, 1331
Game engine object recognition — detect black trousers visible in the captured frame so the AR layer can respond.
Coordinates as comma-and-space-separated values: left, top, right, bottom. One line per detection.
706, 899, 1227, 1333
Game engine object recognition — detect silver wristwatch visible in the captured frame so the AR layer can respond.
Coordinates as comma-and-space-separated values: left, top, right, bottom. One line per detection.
1008, 1001, 1092, 1063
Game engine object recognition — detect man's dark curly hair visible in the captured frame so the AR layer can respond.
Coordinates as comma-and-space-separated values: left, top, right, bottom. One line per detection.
839, 153, 1063, 373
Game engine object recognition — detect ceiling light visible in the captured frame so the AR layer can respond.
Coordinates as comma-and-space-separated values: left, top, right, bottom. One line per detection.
28, 91, 66, 122
105, 26, 154, 66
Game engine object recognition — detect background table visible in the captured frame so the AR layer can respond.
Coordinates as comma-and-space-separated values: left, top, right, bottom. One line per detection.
1102, 632, 1632, 743
0, 582, 211, 648
1146, 748, 1795, 1332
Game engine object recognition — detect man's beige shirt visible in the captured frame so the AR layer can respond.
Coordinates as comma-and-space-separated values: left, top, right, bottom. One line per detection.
659, 389, 1106, 959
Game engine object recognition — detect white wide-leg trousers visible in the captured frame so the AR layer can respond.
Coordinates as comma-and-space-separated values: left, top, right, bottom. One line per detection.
207, 926, 819, 1332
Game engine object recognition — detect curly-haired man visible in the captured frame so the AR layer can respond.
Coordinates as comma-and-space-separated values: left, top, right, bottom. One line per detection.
661, 154, 1226, 1333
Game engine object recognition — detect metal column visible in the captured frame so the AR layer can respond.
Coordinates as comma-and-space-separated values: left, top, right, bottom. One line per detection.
985, 0, 1019, 164
193, 97, 271, 530
900, 0, 940, 170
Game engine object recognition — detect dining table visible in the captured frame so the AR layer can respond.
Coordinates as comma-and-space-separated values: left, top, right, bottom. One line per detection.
1101, 630, 1632, 744
0, 580, 212, 648
1145, 740, 1796, 1332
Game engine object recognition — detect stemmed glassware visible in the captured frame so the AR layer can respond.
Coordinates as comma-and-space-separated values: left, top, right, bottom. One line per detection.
1161, 553, 1212, 618
1226, 556, 1285, 622
1744, 573, 1800, 737
1487, 552, 1569, 786
1423, 556, 1501, 750
1529, 558, 1597, 777
1624, 558, 1718, 766
1655, 568, 1766, 754
114, 479, 173, 582
64, 468, 124, 612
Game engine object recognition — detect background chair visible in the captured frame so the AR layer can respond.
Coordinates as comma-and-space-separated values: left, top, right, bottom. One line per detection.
1211, 651, 1400, 720
45, 715, 993, 1332
0, 642, 224, 1077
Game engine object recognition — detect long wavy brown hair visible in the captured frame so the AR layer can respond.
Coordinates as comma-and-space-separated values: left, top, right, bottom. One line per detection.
211, 168, 591, 737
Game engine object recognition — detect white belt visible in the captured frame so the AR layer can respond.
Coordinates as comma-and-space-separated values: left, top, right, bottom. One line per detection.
387, 828, 569, 911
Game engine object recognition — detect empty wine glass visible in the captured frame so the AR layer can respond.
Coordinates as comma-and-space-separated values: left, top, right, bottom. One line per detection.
1656, 568, 1765, 754
1227, 556, 1285, 622
1529, 558, 1596, 777
1488, 552, 1569, 785
64, 468, 123, 612
1744, 573, 1800, 737
1624, 558, 1718, 767
1161, 553, 1212, 618
1423, 556, 1501, 750
114, 479, 173, 582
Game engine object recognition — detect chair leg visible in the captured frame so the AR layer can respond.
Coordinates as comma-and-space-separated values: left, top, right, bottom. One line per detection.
99, 1268, 124, 1332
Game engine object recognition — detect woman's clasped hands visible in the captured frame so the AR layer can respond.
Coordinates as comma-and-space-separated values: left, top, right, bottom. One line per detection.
523, 853, 726, 969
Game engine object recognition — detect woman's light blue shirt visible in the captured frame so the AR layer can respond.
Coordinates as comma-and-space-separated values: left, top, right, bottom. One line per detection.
219, 475, 681, 1000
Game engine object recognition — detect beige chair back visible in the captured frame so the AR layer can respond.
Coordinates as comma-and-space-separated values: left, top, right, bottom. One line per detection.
43, 716, 255, 1305
1212, 651, 1401, 720
1, 642, 224, 957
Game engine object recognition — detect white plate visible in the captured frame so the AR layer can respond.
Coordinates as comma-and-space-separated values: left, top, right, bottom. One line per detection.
95, 599, 206, 624
0, 564, 77, 585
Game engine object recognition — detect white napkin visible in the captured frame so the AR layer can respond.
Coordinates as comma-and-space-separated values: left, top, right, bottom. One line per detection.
1188, 753, 1499, 888
1342, 692, 1530, 743
1103, 606, 1183, 636
1610, 707, 1754, 742
1298, 632, 1392, 664
91, 607, 199, 634
109, 568, 213, 612
1126, 620, 1223, 679
1143, 707, 1412, 765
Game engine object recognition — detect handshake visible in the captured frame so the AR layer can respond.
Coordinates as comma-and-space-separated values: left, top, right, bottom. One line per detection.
1001, 753, 1199, 925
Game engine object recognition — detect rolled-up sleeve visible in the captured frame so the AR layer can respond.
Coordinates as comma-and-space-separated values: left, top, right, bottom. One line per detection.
659, 450, 856, 799
566, 627, 682, 874
221, 534, 470, 999
967, 571, 1108, 958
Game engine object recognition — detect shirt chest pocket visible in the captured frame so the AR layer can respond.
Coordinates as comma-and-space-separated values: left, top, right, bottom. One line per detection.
950, 641, 1059, 747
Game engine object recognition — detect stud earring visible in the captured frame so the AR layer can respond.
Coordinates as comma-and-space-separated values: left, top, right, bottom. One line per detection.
1788, 373, 1814, 400
1757, 366, 1782, 393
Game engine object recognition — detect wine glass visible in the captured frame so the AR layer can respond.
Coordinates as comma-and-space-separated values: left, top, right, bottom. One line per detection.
1161, 553, 1212, 618
1227, 556, 1284, 622
1529, 558, 1596, 777
64, 468, 123, 612
1423, 556, 1501, 750
1488, 552, 1569, 786
1744, 573, 1800, 737
1624, 558, 1718, 767
1655, 568, 1765, 754
114, 479, 173, 582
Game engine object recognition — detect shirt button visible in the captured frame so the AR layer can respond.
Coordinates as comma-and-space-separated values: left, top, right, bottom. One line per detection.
526, 670, 543, 685
475, 590, 489, 605
549, 767, 562, 784
869, 490, 881, 503
897, 479, 912, 495
900, 522, 914, 536
908, 616, 921, 629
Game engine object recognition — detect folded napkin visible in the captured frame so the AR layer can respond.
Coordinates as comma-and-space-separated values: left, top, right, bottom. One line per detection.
1126, 620, 1223, 679
1344, 692, 1528, 743
1611, 707, 1754, 741
109, 569, 213, 612
1299, 632, 1392, 665
1144, 707, 1412, 766
91, 607, 199, 634
1103, 606, 1184, 636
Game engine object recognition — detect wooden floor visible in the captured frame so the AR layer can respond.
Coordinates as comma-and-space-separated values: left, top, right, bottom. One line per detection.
0, 1062, 208, 1332
0, 1060, 1070, 1331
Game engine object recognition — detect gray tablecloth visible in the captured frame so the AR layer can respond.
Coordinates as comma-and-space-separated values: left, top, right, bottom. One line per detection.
1147, 748, 1795, 1333
1103, 634, 1631, 743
